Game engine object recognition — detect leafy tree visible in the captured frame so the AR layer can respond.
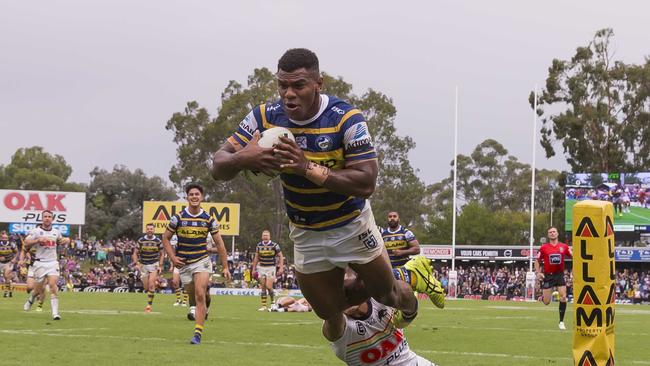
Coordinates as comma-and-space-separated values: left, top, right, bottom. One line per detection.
85, 166, 177, 240
166, 68, 428, 257
423, 139, 563, 244
533, 28, 650, 172
0, 146, 83, 191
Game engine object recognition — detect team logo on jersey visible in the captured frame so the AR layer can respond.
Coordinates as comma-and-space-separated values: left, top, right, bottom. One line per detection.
355, 321, 367, 336
316, 136, 332, 151
295, 135, 307, 149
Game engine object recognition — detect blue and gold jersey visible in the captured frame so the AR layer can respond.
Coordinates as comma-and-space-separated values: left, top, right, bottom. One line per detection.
381, 225, 417, 268
256, 240, 281, 267
167, 208, 219, 264
0, 240, 16, 263
229, 95, 377, 231
136, 235, 163, 265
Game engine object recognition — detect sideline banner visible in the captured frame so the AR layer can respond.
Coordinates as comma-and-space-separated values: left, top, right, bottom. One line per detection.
572, 200, 615, 366
142, 201, 240, 236
0, 189, 86, 225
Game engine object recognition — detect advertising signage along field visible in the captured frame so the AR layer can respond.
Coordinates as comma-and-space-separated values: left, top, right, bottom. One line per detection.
421, 245, 650, 262
0, 189, 86, 225
565, 172, 650, 233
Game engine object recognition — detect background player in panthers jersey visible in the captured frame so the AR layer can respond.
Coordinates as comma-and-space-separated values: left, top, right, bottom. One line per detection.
251, 230, 285, 311
162, 183, 231, 344
0, 231, 18, 298
381, 211, 421, 268
133, 223, 165, 313
212, 48, 435, 342
535, 226, 572, 330
18, 243, 46, 311
23, 210, 70, 320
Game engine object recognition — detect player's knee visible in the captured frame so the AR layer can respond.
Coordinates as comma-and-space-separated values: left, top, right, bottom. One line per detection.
560, 296, 567, 302
261, 288, 267, 296
542, 298, 551, 305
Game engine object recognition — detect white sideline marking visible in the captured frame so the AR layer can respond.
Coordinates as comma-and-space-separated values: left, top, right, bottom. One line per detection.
61, 309, 162, 315
2, 329, 647, 364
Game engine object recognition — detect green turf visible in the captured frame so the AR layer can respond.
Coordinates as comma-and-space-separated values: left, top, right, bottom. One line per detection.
565, 198, 650, 231
1, 292, 648, 365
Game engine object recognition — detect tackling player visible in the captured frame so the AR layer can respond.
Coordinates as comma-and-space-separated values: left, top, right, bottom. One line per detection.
323, 265, 438, 366
381, 211, 421, 268
133, 223, 165, 313
535, 226, 572, 330
162, 183, 231, 344
251, 230, 285, 311
0, 232, 18, 297
19, 242, 46, 311
212, 48, 443, 338
23, 210, 70, 320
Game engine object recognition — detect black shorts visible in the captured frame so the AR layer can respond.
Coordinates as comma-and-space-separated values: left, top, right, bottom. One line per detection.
542, 272, 566, 289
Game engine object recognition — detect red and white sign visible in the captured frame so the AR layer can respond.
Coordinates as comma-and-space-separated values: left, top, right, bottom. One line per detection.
420, 245, 453, 259
0, 189, 86, 225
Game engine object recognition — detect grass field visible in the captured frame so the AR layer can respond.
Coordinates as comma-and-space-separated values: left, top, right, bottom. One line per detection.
1, 292, 649, 366
565, 198, 650, 231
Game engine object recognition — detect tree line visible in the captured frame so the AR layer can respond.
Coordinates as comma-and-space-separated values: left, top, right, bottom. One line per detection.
2, 29, 648, 260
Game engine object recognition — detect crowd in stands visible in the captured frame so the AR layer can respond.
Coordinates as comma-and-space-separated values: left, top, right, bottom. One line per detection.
434, 264, 650, 303
3, 232, 648, 302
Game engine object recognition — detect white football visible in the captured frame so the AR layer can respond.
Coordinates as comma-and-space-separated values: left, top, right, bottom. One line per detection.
258, 127, 295, 148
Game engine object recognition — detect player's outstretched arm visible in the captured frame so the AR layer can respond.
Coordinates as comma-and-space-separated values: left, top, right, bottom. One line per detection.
274, 136, 377, 198
211, 132, 281, 181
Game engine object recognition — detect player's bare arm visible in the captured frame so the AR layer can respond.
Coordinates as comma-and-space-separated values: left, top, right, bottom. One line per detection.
394, 239, 421, 257
322, 313, 346, 342
251, 252, 259, 276
211, 132, 281, 180
277, 251, 285, 276
534, 259, 543, 280
274, 136, 378, 198
210, 231, 232, 281
162, 229, 184, 268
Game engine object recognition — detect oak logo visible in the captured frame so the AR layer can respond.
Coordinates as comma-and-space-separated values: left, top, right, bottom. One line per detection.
575, 217, 599, 238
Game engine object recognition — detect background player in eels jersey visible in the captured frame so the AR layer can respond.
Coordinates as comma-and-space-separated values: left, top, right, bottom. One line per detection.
0, 231, 18, 297
170, 235, 188, 307
535, 226, 572, 330
162, 183, 231, 345
212, 48, 432, 339
381, 211, 421, 268
251, 230, 285, 311
23, 210, 70, 320
133, 223, 164, 313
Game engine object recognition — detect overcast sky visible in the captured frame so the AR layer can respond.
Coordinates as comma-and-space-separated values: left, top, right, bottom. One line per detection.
2, 1, 648, 186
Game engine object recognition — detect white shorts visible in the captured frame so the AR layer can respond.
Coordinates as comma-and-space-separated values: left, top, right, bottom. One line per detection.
180, 257, 212, 286
27, 265, 35, 278
257, 266, 276, 279
0, 261, 13, 273
173, 267, 180, 275
290, 205, 383, 274
140, 263, 159, 276
32, 261, 60, 282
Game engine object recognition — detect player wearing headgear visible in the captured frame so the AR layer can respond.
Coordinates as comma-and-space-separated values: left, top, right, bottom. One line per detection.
381, 211, 421, 268
535, 226, 572, 330
23, 210, 70, 320
212, 48, 443, 339
0, 231, 18, 298
251, 230, 285, 311
162, 183, 231, 344
133, 223, 164, 313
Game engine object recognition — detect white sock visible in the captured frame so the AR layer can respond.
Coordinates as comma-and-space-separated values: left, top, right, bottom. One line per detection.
29, 293, 36, 303
51, 296, 59, 315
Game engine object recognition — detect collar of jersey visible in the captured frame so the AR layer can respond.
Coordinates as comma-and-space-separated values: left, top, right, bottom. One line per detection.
182, 208, 204, 217
287, 95, 329, 125
387, 225, 403, 234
